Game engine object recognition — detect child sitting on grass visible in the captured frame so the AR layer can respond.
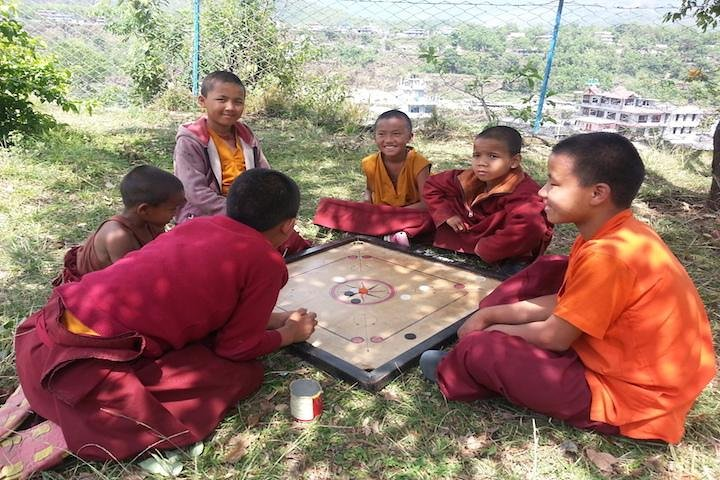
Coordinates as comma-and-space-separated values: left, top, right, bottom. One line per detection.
423, 125, 552, 271
173, 70, 309, 254
420, 132, 716, 444
2, 169, 318, 477
313, 109, 433, 247
53, 165, 185, 284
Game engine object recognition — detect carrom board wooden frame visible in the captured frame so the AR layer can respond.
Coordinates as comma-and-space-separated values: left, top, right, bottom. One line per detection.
280, 236, 506, 391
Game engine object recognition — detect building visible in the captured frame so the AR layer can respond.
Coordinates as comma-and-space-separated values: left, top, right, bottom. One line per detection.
572, 86, 704, 143
663, 105, 704, 140
350, 76, 437, 123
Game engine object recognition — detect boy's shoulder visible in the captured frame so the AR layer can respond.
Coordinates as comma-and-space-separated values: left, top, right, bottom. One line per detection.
175, 117, 256, 146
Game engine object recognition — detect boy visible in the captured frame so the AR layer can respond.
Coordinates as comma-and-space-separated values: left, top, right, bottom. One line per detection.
420, 132, 716, 443
423, 125, 552, 268
53, 165, 185, 284
173, 70, 309, 254
313, 109, 433, 246
2, 170, 318, 477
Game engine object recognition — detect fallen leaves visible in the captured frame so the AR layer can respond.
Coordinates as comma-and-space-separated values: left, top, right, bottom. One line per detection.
458, 434, 491, 458
585, 448, 620, 475
223, 432, 256, 463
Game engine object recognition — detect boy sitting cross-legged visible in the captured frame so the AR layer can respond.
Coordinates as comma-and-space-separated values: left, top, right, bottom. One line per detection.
173, 70, 309, 254
2, 169, 318, 478
53, 165, 185, 285
420, 132, 716, 443
423, 125, 552, 272
313, 109, 434, 247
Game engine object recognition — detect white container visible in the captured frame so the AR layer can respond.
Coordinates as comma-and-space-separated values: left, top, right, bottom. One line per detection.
289, 379, 323, 421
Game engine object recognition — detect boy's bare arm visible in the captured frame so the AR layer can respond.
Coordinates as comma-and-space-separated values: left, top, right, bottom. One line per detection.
278, 309, 318, 346
458, 294, 557, 337
267, 311, 291, 330
484, 314, 582, 352
98, 223, 142, 264
404, 165, 431, 209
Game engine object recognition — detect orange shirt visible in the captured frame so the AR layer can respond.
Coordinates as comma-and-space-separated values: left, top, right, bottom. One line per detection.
209, 129, 246, 195
554, 210, 716, 443
361, 148, 429, 206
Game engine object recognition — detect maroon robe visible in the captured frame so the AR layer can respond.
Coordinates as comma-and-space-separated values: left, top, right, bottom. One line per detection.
313, 197, 435, 238
53, 215, 164, 285
435, 254, 619, 435
15, 216, 287, 460
423, 169, 553, 264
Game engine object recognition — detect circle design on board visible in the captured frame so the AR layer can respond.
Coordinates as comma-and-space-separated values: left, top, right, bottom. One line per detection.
404, 333, 417, 340
330, 278, 395, 305
370, 336, 384, 343
454, 283, 466, 289
351, 336, 365, 344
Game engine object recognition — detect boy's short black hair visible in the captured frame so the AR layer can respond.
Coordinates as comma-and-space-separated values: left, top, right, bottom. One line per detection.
552, 132, 645, 209
200, 70, 245, 97
227, 169, 300, 232
475, 125, 522, 155
120, 165, 184, 208
374, 109, 412, 132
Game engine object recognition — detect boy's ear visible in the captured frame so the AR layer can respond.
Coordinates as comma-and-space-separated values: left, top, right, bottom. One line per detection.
197, 95, 207, 109
135, 203, 151, 217
589, 183, 612, 206
279, 217, 296, 236
510, 153, 521, 169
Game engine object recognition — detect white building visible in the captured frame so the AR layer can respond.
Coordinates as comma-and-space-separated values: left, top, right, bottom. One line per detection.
572, 86, 704, 143
350, 76, 437, 123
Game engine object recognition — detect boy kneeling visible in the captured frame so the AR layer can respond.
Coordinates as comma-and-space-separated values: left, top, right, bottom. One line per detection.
5, 169, 317, 476
421, 132, 715, 443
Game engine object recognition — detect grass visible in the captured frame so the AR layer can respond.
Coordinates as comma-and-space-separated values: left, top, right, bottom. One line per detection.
0, 108, 718, 479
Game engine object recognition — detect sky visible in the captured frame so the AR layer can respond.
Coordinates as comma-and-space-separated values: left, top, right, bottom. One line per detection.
274, 0, 685, 28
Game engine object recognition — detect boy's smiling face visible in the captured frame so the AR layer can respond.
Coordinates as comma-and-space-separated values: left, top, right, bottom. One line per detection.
198, 81, 246, 134
374, 117, 412, 162
539, 153, 594, 226
471, 137, 520, 189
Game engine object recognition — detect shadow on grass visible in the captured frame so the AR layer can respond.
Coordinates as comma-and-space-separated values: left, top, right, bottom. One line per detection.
1, 115, 719, 479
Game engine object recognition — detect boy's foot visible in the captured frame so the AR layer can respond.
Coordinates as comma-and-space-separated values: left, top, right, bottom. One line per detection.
419, 350, 449, 383
383, 231, 410, 248
0, 420, 68, 480
0, 387, 32, 440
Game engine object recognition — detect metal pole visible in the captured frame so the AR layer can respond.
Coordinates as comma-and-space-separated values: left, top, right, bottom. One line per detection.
192, 0, 201, 96
533, 0, 564, 133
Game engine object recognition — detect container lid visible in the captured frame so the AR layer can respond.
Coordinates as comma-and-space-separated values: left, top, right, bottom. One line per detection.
290, 378, 322, 396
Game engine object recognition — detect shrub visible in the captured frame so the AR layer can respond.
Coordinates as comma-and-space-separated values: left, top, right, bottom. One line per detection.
0, 1, 78, 143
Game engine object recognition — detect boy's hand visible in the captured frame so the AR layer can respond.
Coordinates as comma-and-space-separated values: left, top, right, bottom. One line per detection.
445, 216, 470, 232
279, 308, 318, 345
267, 311, 291, 330
457, 309, 493, 338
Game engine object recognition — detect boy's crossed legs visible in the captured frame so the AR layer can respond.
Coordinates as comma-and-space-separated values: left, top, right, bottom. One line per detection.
435, 330, 618, 434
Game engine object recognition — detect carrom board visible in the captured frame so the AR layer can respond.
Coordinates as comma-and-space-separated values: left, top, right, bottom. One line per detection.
277, 236, 503, 390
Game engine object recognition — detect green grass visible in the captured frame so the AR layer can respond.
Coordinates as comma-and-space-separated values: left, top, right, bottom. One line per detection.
0, 109, 718, 479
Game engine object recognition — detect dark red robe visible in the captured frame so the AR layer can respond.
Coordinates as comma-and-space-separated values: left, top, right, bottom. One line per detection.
15, 216, 287, 460
423, 169, 553, 264
313, 197, 434, 238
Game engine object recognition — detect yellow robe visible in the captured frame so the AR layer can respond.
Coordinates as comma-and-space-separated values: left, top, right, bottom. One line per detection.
209, 129, 246, 195
361, 148, 430, 207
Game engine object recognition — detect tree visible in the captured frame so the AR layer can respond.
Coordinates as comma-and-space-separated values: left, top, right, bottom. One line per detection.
665, 1, 720, 210
0, 0, 78, 143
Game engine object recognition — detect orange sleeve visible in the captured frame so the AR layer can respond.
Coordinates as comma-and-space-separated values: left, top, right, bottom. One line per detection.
361, 153, 377, 184
554, 250, 636, 339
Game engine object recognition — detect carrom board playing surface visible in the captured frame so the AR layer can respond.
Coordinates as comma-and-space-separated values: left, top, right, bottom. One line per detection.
277, 236, 503, 390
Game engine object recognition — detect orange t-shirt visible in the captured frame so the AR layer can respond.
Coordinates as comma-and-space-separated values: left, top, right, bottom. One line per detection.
361, 148, 430, 206
554, 210, 716, 443
209, 129, 246, 195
